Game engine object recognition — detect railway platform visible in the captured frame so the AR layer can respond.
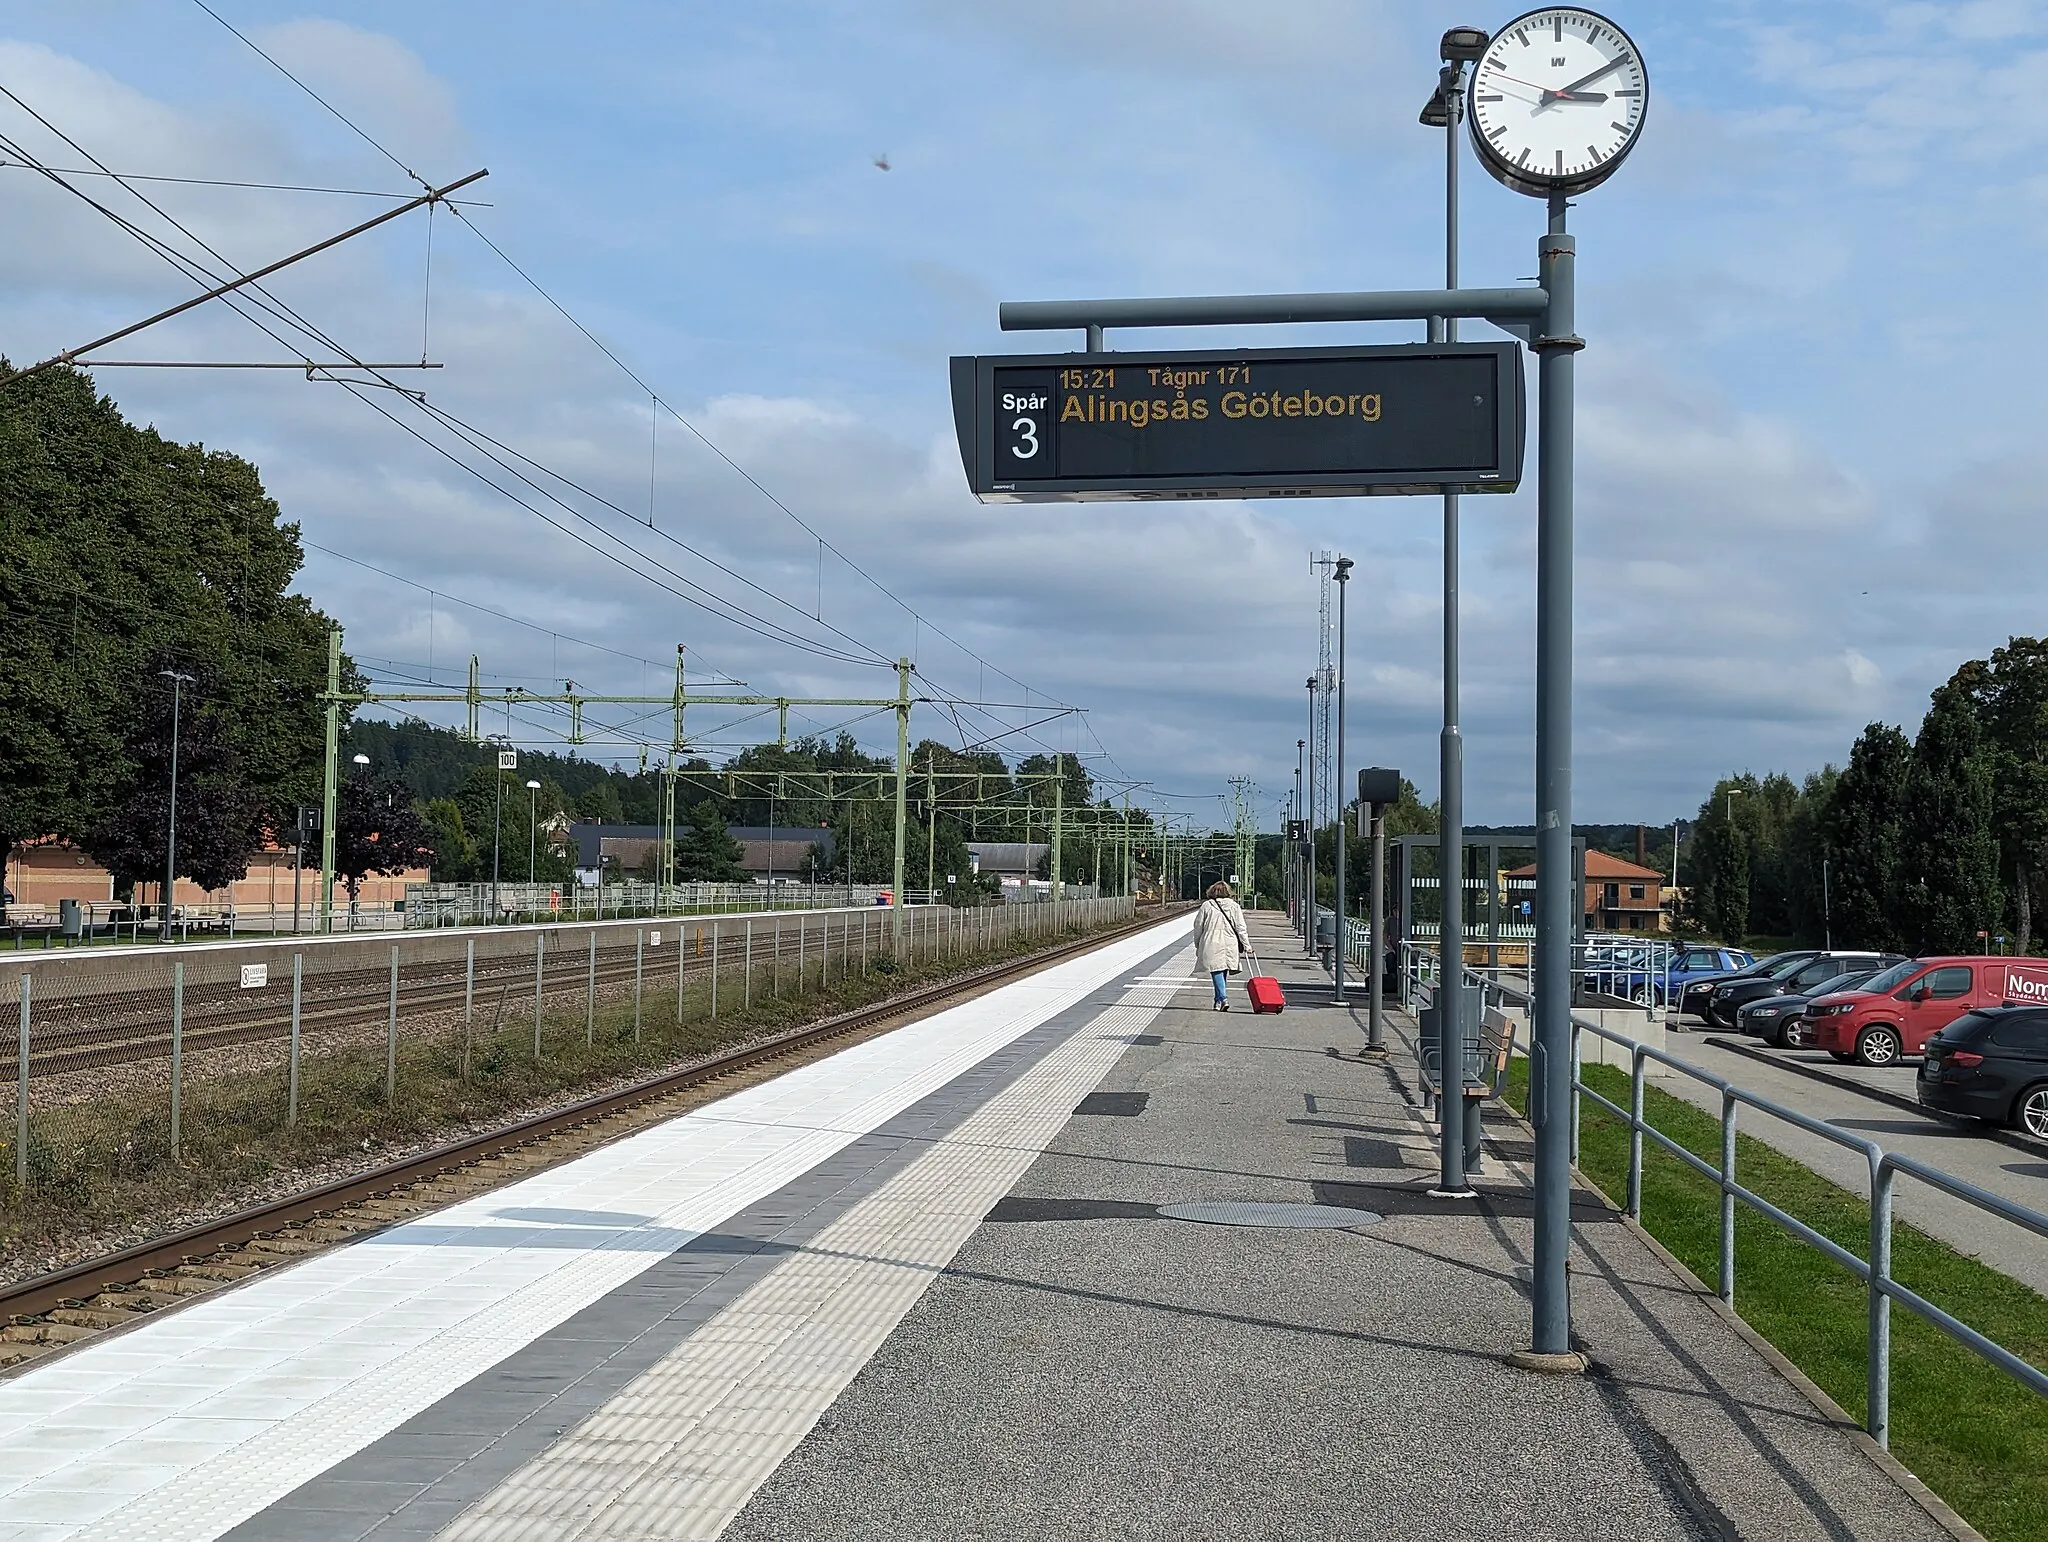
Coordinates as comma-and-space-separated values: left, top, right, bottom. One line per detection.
0, 914, 1968, 1541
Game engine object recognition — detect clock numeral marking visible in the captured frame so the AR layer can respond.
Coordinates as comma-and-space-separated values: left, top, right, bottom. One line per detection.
1517, 27, 1530, 46
1614, 88, 1641, 97
1487, 123, 1508, 139
1610, 121, 1627, 133
1555, 149, 1564, 174
1518, 147, 1531, 167
1476, 93, 1503, 102
1553, 16, 1562, 41
1587, 143, 1602, 162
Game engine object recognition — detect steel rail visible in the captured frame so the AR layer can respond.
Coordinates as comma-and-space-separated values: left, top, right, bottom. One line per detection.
1, 908, 1181, 1326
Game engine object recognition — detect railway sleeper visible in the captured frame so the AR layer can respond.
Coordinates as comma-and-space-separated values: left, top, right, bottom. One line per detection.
1, 1319, 95, 1344
48, 1306, 141, 1330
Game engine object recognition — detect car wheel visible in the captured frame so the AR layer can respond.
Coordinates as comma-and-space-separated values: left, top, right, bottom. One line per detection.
1855, 1026, 1902, 1068
1633, 985, 1654, 1007
1768, 1021, 1793, 1048
2014, 1085, 2048, 1141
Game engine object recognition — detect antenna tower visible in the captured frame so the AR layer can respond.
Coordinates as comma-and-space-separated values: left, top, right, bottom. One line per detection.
1311, 552, 1338, 836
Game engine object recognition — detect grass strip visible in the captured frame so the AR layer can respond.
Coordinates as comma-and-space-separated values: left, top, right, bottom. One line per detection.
1506, 1057, 2048, 1542
2, 914, 1130, 1267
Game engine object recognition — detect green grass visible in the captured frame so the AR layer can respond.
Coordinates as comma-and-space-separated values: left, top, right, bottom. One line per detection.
2, 915, 1127, 1267
1505, 1058, 2048, 1542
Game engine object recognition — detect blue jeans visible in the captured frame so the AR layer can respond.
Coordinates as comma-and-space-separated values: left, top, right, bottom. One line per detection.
1211, 970, 1229, 1004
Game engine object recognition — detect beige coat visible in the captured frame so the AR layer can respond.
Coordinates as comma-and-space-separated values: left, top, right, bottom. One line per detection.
1192, 896, 1252, 974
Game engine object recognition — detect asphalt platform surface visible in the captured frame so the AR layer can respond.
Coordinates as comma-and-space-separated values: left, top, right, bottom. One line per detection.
724, 915, 1958, 1542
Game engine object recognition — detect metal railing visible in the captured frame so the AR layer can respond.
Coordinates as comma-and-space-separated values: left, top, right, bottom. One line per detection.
2, 896, 1136, 1200
1415, 942, 2048, 1448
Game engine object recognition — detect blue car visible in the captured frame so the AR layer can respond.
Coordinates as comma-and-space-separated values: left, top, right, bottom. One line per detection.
1587, 943, 1753, 1007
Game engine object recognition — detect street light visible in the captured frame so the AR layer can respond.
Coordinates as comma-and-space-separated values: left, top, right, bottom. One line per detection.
1421, 24, 1487, 1202
157, 669, 195, 941
526, 780, 542, 883
1331, 557, 1353, 1000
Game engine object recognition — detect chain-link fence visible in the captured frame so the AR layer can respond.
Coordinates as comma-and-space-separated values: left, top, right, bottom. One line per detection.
0, 896, 1136, 1228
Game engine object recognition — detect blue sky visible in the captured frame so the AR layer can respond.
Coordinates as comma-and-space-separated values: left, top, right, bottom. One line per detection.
6, 2, 2047, 831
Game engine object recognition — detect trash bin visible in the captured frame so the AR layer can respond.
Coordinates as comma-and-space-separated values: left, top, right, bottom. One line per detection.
59, 897, 82, 938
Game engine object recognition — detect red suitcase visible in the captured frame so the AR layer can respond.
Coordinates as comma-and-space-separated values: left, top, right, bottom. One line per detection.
1244, 958, 1285, 1014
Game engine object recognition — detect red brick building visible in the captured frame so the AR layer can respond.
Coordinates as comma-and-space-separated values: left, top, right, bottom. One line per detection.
1508, 850, 1667, 933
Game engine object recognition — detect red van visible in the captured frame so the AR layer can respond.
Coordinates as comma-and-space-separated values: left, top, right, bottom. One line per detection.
1800, 957, 2048, 1067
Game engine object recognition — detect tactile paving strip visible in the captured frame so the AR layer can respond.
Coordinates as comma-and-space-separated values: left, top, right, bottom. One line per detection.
437, 960, 1188, 1541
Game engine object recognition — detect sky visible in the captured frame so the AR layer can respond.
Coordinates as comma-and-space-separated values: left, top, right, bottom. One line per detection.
4, 1, 2046, 834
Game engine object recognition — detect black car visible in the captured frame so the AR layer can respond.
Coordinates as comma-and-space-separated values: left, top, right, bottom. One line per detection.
1704, 951, 1902, 1029
1686, 950, 1819, 1025
1917, 1007, 2048, 1137
1736, 965, 1885, 1047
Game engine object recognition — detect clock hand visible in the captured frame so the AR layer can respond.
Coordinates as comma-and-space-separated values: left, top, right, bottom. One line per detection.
1556, 54, 1630, 98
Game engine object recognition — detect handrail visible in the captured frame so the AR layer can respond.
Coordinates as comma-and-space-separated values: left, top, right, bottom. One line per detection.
1396, 940, 2048, 1447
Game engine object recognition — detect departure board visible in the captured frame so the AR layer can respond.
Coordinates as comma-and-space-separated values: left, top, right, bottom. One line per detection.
950, 342, 1523, 502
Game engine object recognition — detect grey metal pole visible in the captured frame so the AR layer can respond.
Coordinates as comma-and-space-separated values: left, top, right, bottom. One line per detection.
1305, 679, 1318, 954
1369, 809, 1387, 1052
634, 927, 644, 1043
289, 952, 302, 1126
162, 674, 184, 942
1436, 62, 1471, 1198
464, 937, 475, 1024
533, 932, 545, 1059
16, 973, 29, 1189
385, 944, 399, 1103
586, 929, 597, 1044
1332, 558, 1352, 998
710, 920, 719, 1018
1525, 192, 1583, 1367
1294, 740, 1306, 941
170, 960, 184, 1161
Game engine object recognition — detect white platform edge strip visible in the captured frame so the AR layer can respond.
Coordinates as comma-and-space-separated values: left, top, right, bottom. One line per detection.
0, 919, 1188, 1542
440, 948, 1193, 1540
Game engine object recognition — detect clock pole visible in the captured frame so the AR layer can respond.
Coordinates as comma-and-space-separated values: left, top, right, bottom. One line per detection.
1526, 189, 1584, 1368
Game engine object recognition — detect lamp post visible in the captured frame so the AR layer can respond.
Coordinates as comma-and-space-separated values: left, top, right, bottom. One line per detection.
1420, 23, 1488, 1198
1305, 678, 1318, 953
1331, 557, 1353, 999
526, 780, 542, 883
1295, 739, 1306, 936
346, 753, 370, 931
157, 669, 195, 941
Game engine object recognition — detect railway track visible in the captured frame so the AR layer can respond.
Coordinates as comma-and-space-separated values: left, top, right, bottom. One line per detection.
0, 908, 1180, 1370
3, 919, 878, 1081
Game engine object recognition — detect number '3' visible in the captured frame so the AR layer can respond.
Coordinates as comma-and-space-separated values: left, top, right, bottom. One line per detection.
1011, 416, 1039, 458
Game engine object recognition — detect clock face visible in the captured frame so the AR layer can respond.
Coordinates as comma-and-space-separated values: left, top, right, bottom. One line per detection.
1467, 8, 1647, 197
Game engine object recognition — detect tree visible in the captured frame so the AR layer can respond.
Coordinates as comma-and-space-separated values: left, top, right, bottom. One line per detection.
1950, 641, 2048, 953
1821, 724, 1912, 953
1899, 684, 2003, 952
419, 797, 479, 882
82, 657, 265, 896
675, 800, 747, 882
333, 771, 436, 908
1, 365, 338, 879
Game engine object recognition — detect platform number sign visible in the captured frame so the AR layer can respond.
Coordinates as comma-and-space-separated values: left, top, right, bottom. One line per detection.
995, 370, 1056, 481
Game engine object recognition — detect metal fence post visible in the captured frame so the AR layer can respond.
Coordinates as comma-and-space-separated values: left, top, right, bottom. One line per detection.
170, 960, 184, 1163
1869, 1157, 1894, 1447
586, 930, 597, 1045
797, 913, 806, 995
1627, 1046, 1645, 1219
772, 914, 781, 997
534, 932, 545, 1060
289, 953, 302, 1127
1720, 1090, 1738, 1306
634, 928, 644, 1044
385, 944, 399, 1104
744, 917, 753, 1009
709, 921, 719, 1019
464, 937, 475, 1024
15, 972, 29, 1189
1569, 1021, 1582, 1167
677, 925, 687, 1025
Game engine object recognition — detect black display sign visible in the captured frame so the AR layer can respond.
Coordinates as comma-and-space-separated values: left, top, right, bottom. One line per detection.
950, 342, 1522, 502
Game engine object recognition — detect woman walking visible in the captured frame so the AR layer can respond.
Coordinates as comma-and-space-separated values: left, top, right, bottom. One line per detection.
1192, 880, 1253, 1011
